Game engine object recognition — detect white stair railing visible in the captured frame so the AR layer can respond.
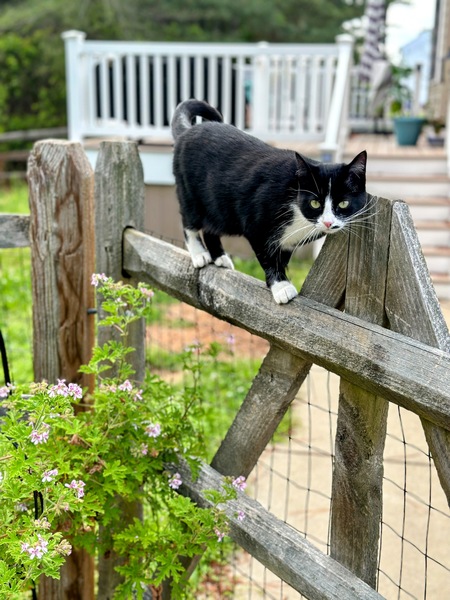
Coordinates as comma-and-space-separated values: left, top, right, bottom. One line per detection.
62, 31, 353, 157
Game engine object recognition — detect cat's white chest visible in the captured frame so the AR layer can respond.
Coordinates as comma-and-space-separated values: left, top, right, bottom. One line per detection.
279, 205, 315, 250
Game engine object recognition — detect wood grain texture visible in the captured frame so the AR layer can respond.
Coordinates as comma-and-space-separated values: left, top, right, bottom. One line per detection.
0, 214, 30, 248
299, 226, 349, 308
27, 140, 95, 600
385, 201, 450, 352
386, 201, 450, 506
123, 229, 450, 431
175, 460, 384, 600
94, 141, 146, 382
212, 345, 312, 478
330, 196, 391, 587
27, 140, 95, 387
94, 141, 146, 599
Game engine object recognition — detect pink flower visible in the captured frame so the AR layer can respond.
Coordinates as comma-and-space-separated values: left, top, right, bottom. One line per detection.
232, 476, 247, 491
49, 379, 82, 399
30, 423, 50, 445
168, 473, 182, 490
118, 380, 133, 392
91, 273, 108, 287
48, 379, 69, 398
226, 334, 235, 347
68, 383, 83, 399
140, 444, 149, 456
21, 535, 49, 560
65, 479, 86, 499
214, 528, 226, 542
0, 383, 13, 399
145, 423, 161, 438
237, 510, 246, 522
139, 286, 154, 299
42, 468, 58, 483
56, 539, 72, 556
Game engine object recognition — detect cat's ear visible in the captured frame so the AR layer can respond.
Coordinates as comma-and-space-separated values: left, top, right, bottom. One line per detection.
295, 152, 312, 174
348, 150, 367, 177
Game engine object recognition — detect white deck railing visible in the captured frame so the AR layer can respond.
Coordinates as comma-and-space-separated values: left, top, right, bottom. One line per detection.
62, 31, 353, 158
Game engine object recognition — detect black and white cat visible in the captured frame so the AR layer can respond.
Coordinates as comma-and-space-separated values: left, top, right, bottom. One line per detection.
171, 99, 367, 304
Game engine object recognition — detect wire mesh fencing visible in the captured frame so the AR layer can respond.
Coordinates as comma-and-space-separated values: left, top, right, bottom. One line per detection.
143, 267, 450, 600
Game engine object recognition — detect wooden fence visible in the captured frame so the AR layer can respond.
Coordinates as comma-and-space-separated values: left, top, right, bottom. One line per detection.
1, 139, 450, 598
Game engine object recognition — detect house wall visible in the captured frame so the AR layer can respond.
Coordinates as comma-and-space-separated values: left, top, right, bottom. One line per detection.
428, 0, 450, 120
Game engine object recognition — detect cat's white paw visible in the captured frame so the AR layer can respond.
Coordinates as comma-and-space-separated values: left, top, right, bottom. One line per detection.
191, 251, 213, 268
271, 281, 297, 304
214, 254, 235, 269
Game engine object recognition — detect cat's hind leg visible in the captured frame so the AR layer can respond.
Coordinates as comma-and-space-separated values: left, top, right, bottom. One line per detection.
202, 232, 234, 270
184, 229, 213, 268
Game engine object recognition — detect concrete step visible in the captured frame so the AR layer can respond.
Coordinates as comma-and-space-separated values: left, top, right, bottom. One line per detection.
430, 273, 450, 300
406, 198, 450, 221
367, 174, 450, 199
412, 221, 450, 248
366, 156, 448, 177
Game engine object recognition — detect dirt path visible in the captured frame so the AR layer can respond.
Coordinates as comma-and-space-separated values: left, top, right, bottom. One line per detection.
151, 301, 450, 599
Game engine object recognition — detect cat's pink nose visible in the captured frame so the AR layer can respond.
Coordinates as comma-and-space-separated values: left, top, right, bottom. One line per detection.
323, 220, 333, 229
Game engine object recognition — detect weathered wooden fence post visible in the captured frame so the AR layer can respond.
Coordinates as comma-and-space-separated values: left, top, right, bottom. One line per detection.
94, 141, 146, 598
27, 140, 95, 599
329, 197, 392, 588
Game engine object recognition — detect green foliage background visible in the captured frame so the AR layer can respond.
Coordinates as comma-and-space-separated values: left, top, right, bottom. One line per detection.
0, 0, 370, 138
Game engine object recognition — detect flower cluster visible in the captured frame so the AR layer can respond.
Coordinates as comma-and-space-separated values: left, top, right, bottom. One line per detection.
168, 473, 182, 490
232, 476, 247, 492
30, 422, 50, 445
145, 422, 161, 438
138, 285, 154, 300
0, 383, 14, 399
48, 379, 82, 400
214, 527, 226, 542
42, 468, 58, 483
91, 272, 109, 287
21, 535, 49, 560
64, 479, 86, 499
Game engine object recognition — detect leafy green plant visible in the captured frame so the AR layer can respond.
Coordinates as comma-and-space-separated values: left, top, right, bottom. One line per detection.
0, 276, 247, 599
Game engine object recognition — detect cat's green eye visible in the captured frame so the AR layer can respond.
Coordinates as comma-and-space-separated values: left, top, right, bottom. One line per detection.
310, 199, 321, 209
338, 200, 350, 209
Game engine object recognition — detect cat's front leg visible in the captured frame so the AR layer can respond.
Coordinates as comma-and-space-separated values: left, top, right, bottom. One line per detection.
270, 280, 298, 304
252, 244, 297, 304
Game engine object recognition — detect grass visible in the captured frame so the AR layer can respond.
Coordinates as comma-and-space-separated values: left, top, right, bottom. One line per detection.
1, 179, 308, 596
0, 181, 33, 383
0, 179, 313, 388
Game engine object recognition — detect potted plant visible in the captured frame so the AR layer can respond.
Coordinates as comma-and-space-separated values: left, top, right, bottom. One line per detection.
389, 65, 425, 146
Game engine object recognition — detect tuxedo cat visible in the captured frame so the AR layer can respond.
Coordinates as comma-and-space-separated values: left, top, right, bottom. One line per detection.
172, 99, 367, 304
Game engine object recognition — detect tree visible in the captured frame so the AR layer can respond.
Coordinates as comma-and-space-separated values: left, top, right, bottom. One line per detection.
0, 0, 368, 135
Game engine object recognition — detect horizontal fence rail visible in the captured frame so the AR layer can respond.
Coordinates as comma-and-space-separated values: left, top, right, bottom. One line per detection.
175, 459, 384, 600
62, 31, 353, 153
122, 228, 450, 432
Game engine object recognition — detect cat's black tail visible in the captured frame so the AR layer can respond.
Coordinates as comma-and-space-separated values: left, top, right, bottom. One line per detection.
171, 99, 223, 142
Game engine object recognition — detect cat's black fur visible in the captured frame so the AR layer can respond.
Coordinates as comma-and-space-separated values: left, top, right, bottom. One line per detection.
172, 99, 367, 304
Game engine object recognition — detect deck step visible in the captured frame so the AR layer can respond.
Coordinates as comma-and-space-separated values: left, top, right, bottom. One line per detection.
414, 220, 450, 230
422, 246, 450, 257
367, 174, 450, 199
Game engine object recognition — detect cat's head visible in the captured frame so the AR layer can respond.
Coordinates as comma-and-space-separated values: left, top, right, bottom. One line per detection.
295, 150, 367, 235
